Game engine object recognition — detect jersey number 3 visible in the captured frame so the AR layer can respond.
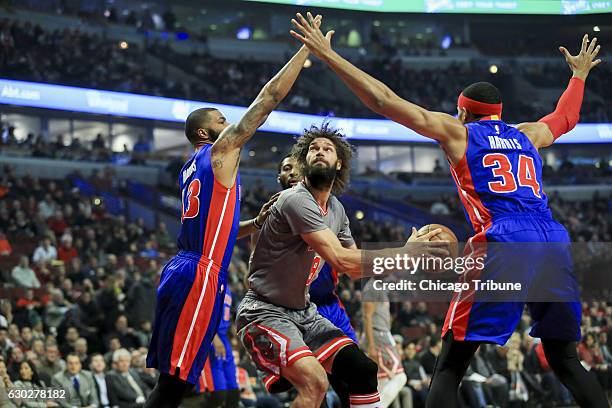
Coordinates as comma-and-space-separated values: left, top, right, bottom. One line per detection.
181, 179, 201, 223
482, 153, 541, 198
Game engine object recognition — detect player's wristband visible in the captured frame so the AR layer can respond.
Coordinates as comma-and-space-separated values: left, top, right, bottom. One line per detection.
253, 218, 263, 229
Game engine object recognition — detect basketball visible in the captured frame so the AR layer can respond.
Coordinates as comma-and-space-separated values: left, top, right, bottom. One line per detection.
417, 224, 459, 272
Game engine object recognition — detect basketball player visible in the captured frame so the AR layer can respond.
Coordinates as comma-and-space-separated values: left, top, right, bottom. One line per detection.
198, 287, 239, 408
362, 281, 407, 408
237, 124, 448, 408
270, 153, 358, 407
144, 22, 321, 406
291, 14, 607, 407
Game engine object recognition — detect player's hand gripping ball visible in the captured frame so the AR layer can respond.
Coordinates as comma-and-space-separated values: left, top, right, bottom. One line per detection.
417, 224, 459, 273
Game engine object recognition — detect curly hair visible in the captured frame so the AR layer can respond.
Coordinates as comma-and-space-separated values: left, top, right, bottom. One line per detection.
290, 123, 354, 195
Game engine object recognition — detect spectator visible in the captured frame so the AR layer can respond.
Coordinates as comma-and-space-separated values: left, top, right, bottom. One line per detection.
37, 195, 56, 220
59, 327, 80, 358
0, 359, 15, 408
578, 332, 610, 390
126, 271, 156, 328
154, 222, 172, 248
18, 327, 33, 352
403, 342, 429, 406
7, 347, 25, 380
0, 326, 14, 361
47, 210, 68, 237
32, 238, 57, 265
0, 232, 11, 256
106, 348, 148, 407
44, 291, 70, 331
467, 347, 509, 408
57, 236, 77, 264
73, 338, 89, 368
51, 353, 98, 408
38, 343, 65, 383
89, 354, 111, 408
11, 360, 58, 407
105, 316, 140, 351
11, 256, 41, 289
92, 134, 105, 150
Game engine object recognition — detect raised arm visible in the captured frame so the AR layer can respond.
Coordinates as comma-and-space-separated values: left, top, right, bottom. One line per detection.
211, 19, 320, 187
290, 12, 466, 146
518, 34, 601, 149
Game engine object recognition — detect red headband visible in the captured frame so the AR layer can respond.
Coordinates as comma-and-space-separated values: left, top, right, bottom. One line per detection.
457, 93, 502, 117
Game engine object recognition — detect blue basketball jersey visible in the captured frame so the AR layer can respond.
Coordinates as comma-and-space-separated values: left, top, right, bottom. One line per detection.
177, 144, 241, 271
449, 117, 551, 231
309, 263, 338, 305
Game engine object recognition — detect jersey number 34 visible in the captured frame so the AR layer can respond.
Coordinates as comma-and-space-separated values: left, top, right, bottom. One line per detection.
482, 153, 541, 198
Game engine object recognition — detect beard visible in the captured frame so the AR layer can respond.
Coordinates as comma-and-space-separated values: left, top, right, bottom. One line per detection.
305, 162, 337, 191
207, 128, 221, 143
279, 178, 292, 190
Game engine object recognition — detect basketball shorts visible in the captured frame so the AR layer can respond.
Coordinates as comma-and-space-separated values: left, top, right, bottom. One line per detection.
360, 330, 404, 379
236, 291, 354, 393
147, 250, 227, 385
442, 214, 581, 345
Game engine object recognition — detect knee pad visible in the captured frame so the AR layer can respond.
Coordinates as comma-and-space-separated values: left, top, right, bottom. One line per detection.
332, 345, 378, 392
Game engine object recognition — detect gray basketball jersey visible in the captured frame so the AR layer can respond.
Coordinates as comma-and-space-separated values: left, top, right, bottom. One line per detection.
248, 182, 354, 309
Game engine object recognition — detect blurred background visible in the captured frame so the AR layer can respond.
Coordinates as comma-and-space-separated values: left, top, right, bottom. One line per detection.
0, 0, 611, 407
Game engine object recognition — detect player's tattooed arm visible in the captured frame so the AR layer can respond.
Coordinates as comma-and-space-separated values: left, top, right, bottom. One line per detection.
211, 17, 320, 187
291, 12, 466, 148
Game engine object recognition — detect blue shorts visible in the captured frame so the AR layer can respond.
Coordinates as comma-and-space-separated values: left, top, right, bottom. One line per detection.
316, 298, 358, 344
146, 251, 227, 385
198, 334, 238, 392
443, 214, 581, 345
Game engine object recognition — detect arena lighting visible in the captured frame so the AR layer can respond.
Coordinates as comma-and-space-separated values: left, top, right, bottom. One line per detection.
93, 197, 102, 206
303, 59, 312, 68
271, 146, 278, 153
593, 26, 601, 32
249, 150, 256, 157
236, 27, 252, 40
489, 65, 499, 74
441, 35, 452, 50
242, 0, 612, 14
119, 41, 129, 49
0, 79, 609, 144
355, 210, 365, 220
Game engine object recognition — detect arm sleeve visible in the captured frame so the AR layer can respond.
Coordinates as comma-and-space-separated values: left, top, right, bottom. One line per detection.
281, 194, 328, 235
538, 77, 585, 140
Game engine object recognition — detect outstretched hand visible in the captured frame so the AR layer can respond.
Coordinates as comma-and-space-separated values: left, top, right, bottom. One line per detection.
559, 34, 602, 80
290, 12, 335, 61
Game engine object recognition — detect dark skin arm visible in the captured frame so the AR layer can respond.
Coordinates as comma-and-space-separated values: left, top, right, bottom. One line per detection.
290, 12, 467, 164
237, 192, 281, 239
211, 16, 321, 188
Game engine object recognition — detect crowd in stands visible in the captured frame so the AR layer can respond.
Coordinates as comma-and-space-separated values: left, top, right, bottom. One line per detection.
1, 17, 610, 124
0, 122, 153, 165
0, 159, 610, 407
